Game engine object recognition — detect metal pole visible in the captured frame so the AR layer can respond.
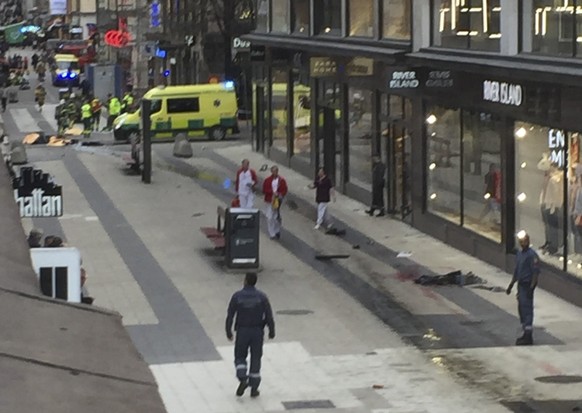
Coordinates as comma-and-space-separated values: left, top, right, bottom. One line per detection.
141, 98, 152, 183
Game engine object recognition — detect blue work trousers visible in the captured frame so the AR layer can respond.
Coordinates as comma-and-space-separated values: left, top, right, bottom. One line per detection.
234, 327, 264, 389
517, 283, 534, 331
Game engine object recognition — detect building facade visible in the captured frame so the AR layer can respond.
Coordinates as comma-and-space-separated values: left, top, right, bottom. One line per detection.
245, 0, 582, 305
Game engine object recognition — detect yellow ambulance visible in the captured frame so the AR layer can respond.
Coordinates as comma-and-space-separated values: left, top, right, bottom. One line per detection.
113, 83, 239, 141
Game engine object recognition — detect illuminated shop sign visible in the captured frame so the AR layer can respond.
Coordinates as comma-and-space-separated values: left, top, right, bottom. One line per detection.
548, 129, 566, 168
389, 71, 419, 89
483, 80, 523, 107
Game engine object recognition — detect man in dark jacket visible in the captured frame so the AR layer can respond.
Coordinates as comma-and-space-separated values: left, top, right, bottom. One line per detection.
226, 273, 275, 398
366, 156, 386, 217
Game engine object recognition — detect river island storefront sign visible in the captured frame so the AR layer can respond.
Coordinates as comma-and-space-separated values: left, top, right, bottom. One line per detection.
483, 80, 523, 107
13, 167, 63, 218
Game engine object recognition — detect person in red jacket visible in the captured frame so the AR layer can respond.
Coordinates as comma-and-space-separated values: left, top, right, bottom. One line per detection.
235, 159, 258, 208
262, 166, 288, 239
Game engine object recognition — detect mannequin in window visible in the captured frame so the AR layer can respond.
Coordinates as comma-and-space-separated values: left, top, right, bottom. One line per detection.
538, 156, 564, 255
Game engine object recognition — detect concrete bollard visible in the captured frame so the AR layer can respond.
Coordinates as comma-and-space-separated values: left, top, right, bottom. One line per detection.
173, 133, 193, 158
10, 140, 28, 165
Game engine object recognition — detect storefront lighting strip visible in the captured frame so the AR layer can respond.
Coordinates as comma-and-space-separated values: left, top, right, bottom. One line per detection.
489, 33, 501, 38
440, 9, 447, 32
482, 0, 488, 33
535, 9, 541, 35
452, 1, 457, 30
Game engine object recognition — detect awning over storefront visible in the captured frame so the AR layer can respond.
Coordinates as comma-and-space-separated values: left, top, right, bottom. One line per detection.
242, 33, 408, 63
408, 49, 582, 87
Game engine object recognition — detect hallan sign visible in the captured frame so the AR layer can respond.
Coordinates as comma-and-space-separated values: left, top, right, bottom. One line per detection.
483, 80, 523, 107
13, 167, 63, 218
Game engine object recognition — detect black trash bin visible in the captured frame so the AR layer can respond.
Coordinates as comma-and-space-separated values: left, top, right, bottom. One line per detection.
225, 208, 260, 269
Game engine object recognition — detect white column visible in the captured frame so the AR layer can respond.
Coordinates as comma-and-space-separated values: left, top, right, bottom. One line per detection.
412, 0, 431, 51
500, 0, 519, 55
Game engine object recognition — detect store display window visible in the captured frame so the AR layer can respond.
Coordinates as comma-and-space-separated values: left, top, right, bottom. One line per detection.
348, 88, 374, 190
514, 122, 582, 274
383, 0, 411, 40
426, 107, 462, 223
426, 107, 502, 241
314, 0, 342, 35
271, 69, 289, 154
272, 0, 289, 33
292, 77, 312, 158
292, 0, 309, 34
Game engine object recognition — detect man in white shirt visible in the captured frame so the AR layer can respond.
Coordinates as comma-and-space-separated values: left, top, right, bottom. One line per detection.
235, 159, 258, 208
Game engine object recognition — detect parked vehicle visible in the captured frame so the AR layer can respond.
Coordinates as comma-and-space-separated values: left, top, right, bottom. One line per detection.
113, 83, 240, 141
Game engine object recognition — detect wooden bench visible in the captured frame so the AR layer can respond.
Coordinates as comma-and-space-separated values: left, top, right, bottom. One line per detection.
200, 206, 226, 250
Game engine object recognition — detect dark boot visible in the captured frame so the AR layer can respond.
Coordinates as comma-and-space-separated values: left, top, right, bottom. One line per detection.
515, 331, 533, 346
376, 209, 386, 217
236, 380, 248, 396
365, 208, 375, 216
250, 388, 260, 398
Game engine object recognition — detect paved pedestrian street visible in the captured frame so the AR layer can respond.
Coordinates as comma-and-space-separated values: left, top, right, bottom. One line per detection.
12, 145, 580, 413
4, 67, 582, 412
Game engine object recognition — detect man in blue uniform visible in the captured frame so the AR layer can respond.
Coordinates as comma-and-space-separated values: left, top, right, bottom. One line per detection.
506, 231, 541, 346
226, 273, 275, 397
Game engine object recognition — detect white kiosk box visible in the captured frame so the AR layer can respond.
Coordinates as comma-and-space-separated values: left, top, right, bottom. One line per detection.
30, 248, 81, 303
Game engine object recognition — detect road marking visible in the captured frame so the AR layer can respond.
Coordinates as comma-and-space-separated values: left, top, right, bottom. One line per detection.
41, 103, 59, 132
10, 108, 39, 133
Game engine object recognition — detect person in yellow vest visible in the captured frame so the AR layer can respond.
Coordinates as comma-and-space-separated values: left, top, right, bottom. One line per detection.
105, 93, 121, 131
121, 90, 134, 114
81, 100, 93, 136
91, 96, 102, 131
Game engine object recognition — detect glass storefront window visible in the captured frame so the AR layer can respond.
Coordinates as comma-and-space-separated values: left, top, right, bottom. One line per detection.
271, 69, 289, 154
432, 0, 501, 51
462, 112, 502, 242
256, 0, 269, 32
315, 0, 342, 35
292, 77, 311, 158
292, 0, 309, 34
272, 0, 289, 32
348, 88, 374, 190
350, 0, 374, 37
383, 0, 411, 40
426, 107, 462, 223
515, 123, 565, 269
523, 0, 582, 57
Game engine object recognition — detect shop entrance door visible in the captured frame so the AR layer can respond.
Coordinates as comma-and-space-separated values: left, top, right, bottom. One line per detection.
254, 86, 265, 152
317, 106, 338, 186
384, 120, 411, 221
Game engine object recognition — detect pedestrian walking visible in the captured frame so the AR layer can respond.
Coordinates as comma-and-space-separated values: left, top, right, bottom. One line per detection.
366, 156, 386, 217
121, 90, 134, 114
506, 231, 540, 346
0, 84, 6, 112
262, 166, 288, 240
309, 168, 335, 230
235, 159, 257, 208
226, 272, 275, 398
34, 83, 46, 111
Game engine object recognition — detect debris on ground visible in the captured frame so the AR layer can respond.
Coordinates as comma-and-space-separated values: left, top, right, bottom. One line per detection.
315, 254, 350, 260
326, 227, 346, 236
372, 384, 384, 389
414, 271, 485, 287
397, 251, 412, 258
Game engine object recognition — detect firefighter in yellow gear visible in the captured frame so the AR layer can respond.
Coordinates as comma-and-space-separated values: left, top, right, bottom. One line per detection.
121, 91, 134, 114
106, 94, 121, 131
81, 100, 93, 135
